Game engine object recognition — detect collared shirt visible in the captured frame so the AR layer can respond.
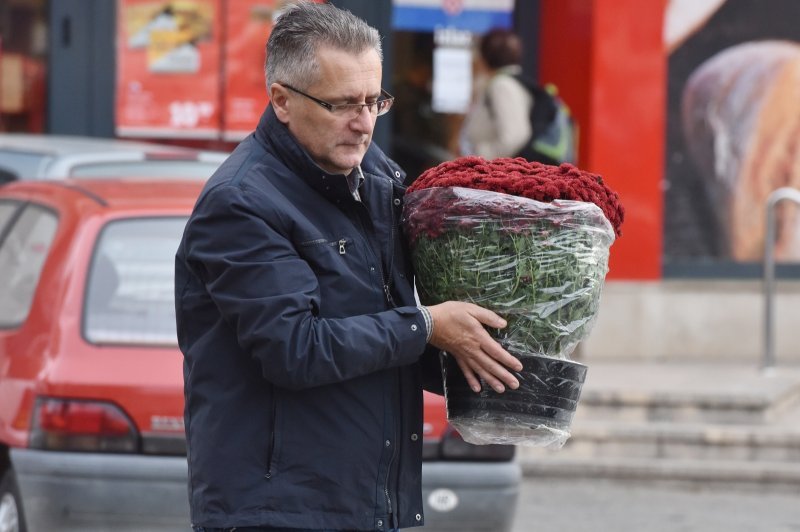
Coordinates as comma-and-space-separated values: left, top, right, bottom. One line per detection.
347, 166, 365, 201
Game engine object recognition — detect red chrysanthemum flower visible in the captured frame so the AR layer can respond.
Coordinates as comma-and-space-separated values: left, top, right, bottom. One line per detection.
407, 156, 625, 237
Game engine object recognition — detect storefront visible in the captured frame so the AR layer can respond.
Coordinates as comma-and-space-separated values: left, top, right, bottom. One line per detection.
1, 0, 798, 281
0, 0, 47, 133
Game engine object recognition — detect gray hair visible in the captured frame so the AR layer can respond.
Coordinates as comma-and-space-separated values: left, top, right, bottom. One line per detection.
265, 1, 383, 90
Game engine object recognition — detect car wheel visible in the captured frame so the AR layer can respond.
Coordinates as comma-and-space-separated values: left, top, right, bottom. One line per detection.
0, 466, 26, 532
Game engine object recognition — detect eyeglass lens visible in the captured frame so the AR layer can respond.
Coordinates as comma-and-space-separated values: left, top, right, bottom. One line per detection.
333, 99, 392, 118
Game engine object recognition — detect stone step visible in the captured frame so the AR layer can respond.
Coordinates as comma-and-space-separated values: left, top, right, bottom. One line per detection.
573, 363, 800, 424
505, 362, 800, 489
518, 455, 800, 492
522, 420, 800, 462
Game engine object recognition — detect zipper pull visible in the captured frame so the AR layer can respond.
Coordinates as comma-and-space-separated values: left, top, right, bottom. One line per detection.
339, 239, 346, 255
384, 284, 395, 306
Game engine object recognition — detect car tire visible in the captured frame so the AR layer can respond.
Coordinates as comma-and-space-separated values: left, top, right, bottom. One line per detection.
0, 466, 26, 532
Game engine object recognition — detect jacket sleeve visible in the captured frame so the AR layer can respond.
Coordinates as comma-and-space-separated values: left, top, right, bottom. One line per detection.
182, 184, 430, 390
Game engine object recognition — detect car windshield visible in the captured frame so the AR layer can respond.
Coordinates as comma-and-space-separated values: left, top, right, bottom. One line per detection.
70, 160, 220, 179
84, 216, 187, 346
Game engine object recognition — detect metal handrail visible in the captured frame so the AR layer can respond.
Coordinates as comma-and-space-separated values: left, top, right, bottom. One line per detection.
762, 187, 800, 371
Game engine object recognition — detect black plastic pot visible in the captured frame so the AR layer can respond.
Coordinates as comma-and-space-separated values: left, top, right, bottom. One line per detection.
443, 353, 588, 446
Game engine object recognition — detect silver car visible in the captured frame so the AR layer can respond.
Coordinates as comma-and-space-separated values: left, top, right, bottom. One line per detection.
0, 134, 227, 183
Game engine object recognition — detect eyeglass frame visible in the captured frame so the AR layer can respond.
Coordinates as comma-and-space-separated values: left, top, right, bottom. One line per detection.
279, 83, 394, 118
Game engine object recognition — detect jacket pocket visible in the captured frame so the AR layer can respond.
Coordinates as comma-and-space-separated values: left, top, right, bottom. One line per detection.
297, 237, 360, 289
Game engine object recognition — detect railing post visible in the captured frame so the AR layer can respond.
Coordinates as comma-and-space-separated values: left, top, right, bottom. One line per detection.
762, 187, 800, 371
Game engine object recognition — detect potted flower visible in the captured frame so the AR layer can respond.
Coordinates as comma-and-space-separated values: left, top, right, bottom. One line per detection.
402, 156, 624, 447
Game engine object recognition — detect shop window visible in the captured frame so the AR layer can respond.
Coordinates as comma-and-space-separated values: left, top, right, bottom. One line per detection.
0, 0, 48, 133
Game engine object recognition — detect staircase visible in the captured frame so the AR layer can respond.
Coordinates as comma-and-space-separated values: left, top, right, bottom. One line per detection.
517, 361, 800, 492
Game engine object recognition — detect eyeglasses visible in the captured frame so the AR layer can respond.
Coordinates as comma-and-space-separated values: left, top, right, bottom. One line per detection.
281, 84, 394, 118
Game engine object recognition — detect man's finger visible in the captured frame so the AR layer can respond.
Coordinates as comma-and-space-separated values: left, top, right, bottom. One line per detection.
476, 355, 520, 390
472, 363, 506, 393
480, 335, 523, 372
467, 304, 507, 329
455, 357, 482, 393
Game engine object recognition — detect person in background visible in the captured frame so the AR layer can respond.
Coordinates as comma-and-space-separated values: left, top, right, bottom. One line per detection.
461, 28, 532, 159
391, 60, 449, 183
174, 3, 522, 532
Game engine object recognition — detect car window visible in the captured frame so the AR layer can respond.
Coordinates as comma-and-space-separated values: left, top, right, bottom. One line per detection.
0, 200, 19, 230
0, 151, 50, 179
84, 217, 187, 345
0, 168, 17, 185
69, 161, 220, 179
0, 204, 59, 328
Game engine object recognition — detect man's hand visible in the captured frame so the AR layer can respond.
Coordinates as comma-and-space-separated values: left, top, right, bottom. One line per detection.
426, 301, 523, 394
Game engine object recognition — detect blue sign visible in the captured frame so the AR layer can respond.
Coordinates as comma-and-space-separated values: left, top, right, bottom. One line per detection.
392, 0, 513, 33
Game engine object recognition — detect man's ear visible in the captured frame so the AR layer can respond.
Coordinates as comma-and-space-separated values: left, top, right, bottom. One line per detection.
270, 83, 291, 124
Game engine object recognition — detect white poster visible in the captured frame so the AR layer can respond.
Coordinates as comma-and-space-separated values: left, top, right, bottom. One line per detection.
431, 46, 472, 114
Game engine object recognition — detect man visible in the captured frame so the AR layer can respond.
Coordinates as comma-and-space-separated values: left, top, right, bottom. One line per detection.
175, 3, 521, 531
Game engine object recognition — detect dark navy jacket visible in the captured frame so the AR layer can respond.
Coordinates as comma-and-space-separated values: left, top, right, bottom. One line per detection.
175, 106, 441, 530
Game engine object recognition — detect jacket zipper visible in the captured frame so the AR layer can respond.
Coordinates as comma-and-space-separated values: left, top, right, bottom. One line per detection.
383, 370, 401, 526
375, 191, 398, 307
353, 202, 395, 307
384, 465, 394, 521
384, 194, 397, 307
299, 237, 348, 254
265, 387, 277, 478
384, 191, 404, 525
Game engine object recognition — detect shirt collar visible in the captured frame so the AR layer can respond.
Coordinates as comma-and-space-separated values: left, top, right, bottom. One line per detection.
347, 167, 364, 201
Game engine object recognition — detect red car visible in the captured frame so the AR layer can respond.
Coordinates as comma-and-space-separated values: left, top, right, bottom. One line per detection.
0, 179, 519, 532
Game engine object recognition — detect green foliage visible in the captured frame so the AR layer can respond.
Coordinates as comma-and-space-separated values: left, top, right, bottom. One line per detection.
412, 212, 612, 360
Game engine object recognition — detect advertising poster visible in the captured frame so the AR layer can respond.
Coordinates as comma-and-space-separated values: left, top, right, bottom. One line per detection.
223, 0, 322, 141
663, 0, 800, 266
116, 0, 222, 138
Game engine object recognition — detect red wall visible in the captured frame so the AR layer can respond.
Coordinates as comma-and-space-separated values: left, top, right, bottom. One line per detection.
539, 0, 667, 279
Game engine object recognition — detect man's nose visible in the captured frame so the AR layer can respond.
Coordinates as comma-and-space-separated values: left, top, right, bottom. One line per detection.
350, 105, 375, 133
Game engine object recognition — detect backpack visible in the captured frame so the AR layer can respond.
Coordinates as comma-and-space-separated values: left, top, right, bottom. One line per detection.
495, 74, 578, 165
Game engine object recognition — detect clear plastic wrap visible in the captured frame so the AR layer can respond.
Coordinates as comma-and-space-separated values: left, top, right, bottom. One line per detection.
402, 186, 615, 447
